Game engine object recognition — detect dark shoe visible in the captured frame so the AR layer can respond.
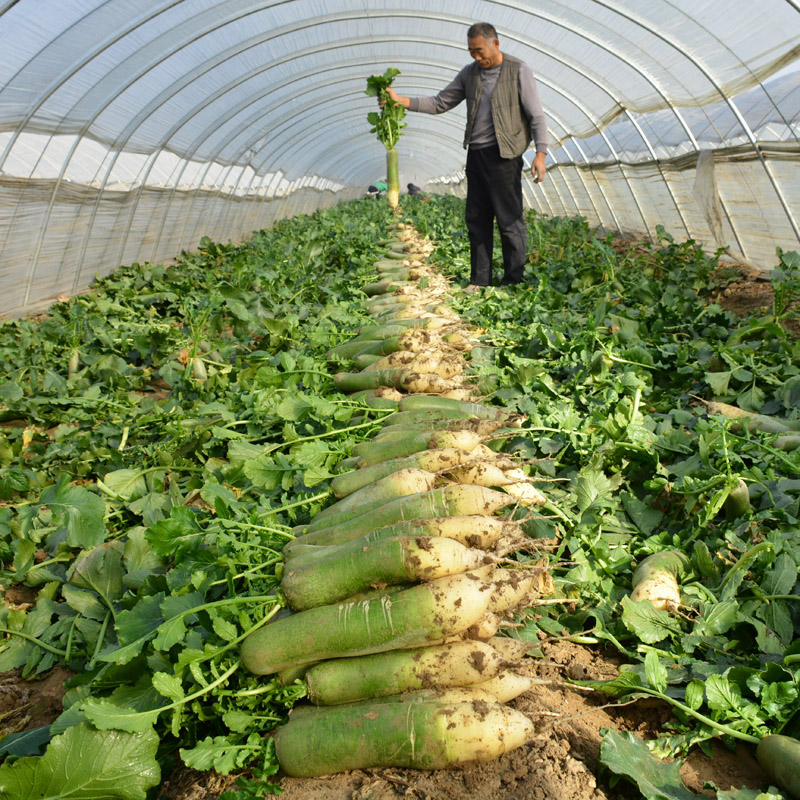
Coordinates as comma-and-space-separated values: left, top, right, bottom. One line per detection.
499, 277, 523, 286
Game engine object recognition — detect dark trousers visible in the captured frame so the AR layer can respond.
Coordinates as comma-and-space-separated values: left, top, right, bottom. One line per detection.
465, 144, 527, 286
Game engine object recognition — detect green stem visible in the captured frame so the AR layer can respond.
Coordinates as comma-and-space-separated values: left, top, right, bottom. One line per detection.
64, 615, 80, 662
87, 610, 112, 670
100, 595, 279, 664
252, 416, 389, 446
631, 686, 760, 745
0, 628, 68, 657
210, 558, 283, 587
726, 431, 800, 475
181, 604, 283, 666
224, 520, 293, 537
716, 541, 773, 596
260, 490, 330, 517
130, 661, 241, 721
516, 425, 590, 437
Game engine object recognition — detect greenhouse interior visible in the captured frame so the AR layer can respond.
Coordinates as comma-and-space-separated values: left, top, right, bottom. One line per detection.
1, 2, 800, 799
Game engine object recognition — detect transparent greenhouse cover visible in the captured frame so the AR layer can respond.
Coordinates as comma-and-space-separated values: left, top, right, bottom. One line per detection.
0, 0, 798, 316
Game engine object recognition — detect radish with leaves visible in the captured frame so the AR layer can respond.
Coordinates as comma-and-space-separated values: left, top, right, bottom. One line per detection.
365, 68, 407, 211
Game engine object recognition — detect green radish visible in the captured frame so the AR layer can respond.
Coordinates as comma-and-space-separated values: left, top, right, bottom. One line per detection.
331, 446, 479, 498
365, 353, 459, 379
399, 395, 514, 421
352, 353, 383, 369
385, 147, 400, 210
336, 582, 415, 605
701, 400, 800, 434
334, 366, 460, 394
755, 735, 800, 798
362, 350, 417, 371
441, 330, 479, 350
333, 369, 404, 393
353, 337, 407, 358
349, 389, 401, 410
629, 550, 690, 612
191, 356, 208, 382
289, 687, 499, 720
285, 485, 518, 550
355, 319, 436, 339
365, 69, 405, 210
366, 294, 419, 310
724, 477, 750, 521
282, 535, 489, 611
286, 515, 518, 564
305, 639, 515, 705
67, 348, 80, 378
273, 699, 535, 777
363, 330, 439, 358
373, 416, 514, 438
350, 429, 482, 467
278, 662, 319, 686
363, 280, 413, 296
382, 408, 492, 427
398, 372, 461, 395
382, 248, 407, 260
326, 339, 381, 361
307, 469, 437, 531
372, 258, 409, 275
446, 462, 546, 507
775, 434, 800, 451
486, 637, 534, 662
239, 571, 495, 675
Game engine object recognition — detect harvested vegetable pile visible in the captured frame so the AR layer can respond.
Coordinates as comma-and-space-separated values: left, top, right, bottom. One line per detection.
243, 221, 556, 776
1, 196, 799, 800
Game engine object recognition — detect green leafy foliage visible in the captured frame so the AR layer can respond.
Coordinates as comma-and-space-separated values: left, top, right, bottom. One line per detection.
0, 723, 160, 800
365, 68, 407, 150
600, 728, 701, 800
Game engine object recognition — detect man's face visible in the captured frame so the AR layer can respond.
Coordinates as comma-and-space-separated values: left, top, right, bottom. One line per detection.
468, 35, 501, 69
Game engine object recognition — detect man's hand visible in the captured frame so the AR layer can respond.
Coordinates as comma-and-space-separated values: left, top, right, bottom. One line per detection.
531, 152, 546, 184
381, 87, 411, 109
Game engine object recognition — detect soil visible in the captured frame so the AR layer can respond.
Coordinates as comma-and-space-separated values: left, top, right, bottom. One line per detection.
0, 262, 783, 799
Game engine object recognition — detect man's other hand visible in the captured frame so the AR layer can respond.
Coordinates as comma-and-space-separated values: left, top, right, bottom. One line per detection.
531, 152, 546, 184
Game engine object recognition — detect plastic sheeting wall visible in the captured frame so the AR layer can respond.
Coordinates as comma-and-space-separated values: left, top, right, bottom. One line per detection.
0, 179, 353, 315
0, 0, 799, 317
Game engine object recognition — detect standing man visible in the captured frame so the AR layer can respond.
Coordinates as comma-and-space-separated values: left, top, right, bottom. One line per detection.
386, 23, 548, 289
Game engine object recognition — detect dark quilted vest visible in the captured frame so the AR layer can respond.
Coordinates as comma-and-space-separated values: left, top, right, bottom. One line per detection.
463, 54, 530, 158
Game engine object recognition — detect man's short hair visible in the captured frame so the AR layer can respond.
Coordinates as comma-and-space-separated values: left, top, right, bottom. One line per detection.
467, 22, 497, 41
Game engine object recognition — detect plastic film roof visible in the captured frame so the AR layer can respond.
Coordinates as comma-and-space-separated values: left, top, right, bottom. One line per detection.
1, 1, 799, 316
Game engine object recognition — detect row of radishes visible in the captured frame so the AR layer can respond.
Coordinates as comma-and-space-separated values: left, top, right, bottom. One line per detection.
239, 221, 553, 777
